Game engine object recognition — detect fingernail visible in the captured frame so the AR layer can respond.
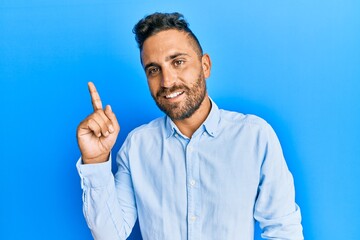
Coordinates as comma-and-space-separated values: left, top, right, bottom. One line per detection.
109, 125, 114, 132
104, 131, 109, 136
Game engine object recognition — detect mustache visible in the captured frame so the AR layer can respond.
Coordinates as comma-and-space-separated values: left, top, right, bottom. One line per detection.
156, 85, 189, 97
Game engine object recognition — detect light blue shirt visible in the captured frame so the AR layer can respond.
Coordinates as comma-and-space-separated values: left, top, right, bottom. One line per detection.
77, 100, 303, 240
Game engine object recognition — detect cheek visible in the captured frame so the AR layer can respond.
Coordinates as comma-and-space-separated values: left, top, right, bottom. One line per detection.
179, 65, 201, 83
147, 79, 159, 95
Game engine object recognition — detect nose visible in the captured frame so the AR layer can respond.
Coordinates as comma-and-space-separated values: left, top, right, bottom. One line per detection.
161, 67, 176, 88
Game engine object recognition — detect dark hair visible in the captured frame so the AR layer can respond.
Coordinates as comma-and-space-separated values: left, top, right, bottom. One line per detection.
133, 12, 203, 56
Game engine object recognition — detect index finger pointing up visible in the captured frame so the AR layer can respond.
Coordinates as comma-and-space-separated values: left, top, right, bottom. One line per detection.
88, 82, 103, 111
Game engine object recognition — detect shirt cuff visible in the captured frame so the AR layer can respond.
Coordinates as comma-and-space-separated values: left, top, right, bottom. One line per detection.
76, 155, 113, 188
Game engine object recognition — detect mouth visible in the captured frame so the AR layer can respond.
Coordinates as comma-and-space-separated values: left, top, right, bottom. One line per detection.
164, 91, 184, 99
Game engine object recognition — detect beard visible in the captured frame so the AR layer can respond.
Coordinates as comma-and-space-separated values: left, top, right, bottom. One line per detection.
151, 71, 207, 120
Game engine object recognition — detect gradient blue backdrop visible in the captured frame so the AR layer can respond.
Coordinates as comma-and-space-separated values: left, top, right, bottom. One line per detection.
1, 1, 359, 239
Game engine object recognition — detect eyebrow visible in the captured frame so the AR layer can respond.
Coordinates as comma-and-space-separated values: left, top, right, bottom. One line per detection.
165, 52, 189, 61
144, 52, 190, 71
144, 62, 160, 72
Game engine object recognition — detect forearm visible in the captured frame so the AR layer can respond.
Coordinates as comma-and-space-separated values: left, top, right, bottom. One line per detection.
77, 157, 136, 239
254, 124, 304, 239
255, 194, 303, 239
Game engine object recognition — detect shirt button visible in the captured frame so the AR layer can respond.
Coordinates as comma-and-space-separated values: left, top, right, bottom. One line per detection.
190, 180, 196, 187
188, 146, 193, 152
190, 215, 197, 222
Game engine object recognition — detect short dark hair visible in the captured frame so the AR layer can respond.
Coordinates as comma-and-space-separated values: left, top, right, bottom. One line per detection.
133, 12, 203, 56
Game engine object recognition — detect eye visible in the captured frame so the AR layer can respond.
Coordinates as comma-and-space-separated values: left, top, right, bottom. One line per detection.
147, 67, 160, 76
173, 59, 185, 67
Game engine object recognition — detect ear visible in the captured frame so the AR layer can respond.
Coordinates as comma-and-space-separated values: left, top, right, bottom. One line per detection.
201, 54, 212, 79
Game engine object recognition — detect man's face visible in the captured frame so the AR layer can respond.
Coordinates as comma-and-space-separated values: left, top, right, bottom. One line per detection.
141, 29, 211, 120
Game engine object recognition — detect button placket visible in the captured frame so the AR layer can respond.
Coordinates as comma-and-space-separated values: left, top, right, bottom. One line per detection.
185, 134, 203, 240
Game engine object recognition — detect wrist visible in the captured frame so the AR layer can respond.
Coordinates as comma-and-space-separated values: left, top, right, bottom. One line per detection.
82, 152, 110, 164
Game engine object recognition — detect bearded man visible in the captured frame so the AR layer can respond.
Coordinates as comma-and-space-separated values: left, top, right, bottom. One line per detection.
76, 12, 303, 240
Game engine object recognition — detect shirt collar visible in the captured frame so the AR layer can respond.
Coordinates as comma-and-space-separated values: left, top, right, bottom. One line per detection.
165, 98, 220, 139
202, 98, 219, 137
165, 117, 177, 139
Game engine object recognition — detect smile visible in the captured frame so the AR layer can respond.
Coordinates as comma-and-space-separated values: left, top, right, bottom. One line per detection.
164, 91, 184, 99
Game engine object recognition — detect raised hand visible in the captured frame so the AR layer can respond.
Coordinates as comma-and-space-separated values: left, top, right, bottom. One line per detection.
77, 82, 120, 164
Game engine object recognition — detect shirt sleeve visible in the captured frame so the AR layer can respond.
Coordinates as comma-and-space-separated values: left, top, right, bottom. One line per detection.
76, 147, 137, 240
253, 123, 304, 239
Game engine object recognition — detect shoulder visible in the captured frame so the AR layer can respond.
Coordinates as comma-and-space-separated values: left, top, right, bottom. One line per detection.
219, 108, 270, 130
124, 116, 166, 143
118, 116, 166, 155
128, 116, 165, 136
217, 108, 279, 145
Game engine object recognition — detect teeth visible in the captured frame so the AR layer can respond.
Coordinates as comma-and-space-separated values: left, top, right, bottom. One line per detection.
165, 91, 183, 99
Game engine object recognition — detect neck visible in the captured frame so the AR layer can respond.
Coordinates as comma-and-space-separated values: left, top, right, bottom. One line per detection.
172, 95, 211, 138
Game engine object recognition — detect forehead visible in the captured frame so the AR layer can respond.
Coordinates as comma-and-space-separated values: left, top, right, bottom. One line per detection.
141, 29, 197, 64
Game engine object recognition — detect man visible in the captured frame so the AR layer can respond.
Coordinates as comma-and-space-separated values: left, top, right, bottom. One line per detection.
76, 12, 303, 240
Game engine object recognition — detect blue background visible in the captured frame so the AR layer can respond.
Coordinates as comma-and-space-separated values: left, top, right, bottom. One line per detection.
1, 0, 359, 239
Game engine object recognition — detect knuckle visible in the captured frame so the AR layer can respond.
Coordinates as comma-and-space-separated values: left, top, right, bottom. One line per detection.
94, 109, 103, 115
100, 121, 108, 130
106, 119, 112, 125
